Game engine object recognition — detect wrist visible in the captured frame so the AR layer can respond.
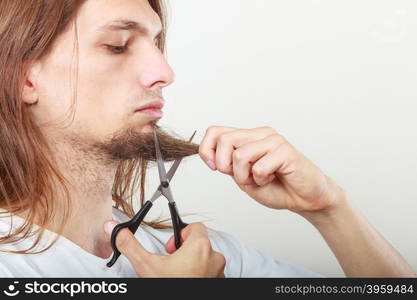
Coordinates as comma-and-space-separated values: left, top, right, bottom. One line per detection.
298, 179, 351, 228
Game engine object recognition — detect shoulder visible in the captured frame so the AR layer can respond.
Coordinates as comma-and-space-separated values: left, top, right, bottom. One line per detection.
0, 213, 48, 277
0, 261, 15, 277
112, 208, 321, 277
206, 229, 322, 277
137, 220, 321, 277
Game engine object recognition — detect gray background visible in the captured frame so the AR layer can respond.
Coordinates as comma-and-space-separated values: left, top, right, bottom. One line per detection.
143, 0, 417, 276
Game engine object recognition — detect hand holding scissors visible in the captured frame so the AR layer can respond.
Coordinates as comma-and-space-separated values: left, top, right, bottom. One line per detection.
107, 129, 194, 267
104, 129, 225, 277
104, 221, 226, 277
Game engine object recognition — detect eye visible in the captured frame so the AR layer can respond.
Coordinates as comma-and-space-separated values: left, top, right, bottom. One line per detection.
105, 44, 128, 55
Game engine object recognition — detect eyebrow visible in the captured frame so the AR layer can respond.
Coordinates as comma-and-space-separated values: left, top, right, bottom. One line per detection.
97, 19, 162, 38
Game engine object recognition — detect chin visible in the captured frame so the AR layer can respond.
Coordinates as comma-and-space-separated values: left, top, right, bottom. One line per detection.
141, 123, 156, 134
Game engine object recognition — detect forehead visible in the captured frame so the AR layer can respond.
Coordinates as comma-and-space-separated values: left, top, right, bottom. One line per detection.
76, 0, 162, 36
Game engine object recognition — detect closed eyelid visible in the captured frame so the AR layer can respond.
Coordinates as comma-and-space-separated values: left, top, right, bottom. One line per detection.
105, 44, 128, 54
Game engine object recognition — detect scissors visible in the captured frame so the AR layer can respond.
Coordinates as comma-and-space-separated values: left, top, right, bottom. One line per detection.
107, 129, 196, 268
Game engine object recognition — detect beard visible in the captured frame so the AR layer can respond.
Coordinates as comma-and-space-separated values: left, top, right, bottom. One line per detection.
90, 121, 199, 163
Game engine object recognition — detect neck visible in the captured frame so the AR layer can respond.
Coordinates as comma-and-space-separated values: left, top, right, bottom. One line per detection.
48, 138, 118, 258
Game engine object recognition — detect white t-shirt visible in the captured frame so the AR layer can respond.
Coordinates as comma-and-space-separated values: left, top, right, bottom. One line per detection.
0, 207, 320, 277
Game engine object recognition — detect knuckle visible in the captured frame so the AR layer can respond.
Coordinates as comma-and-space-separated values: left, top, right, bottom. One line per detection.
258, 126, 276, 135
217, 163, 232, 174
268, 134, 284, 147
232, 149, 244, 162
216, 161, 225, 171
217, 253, 226, 268
187, 222, 208, 238
240, 176, 253, 185
281, 142, 294, 155
191, 222, 207, 232
218, 133, 230, 144
198, 145, 209, 159
219, 166, 233, 176
195, 237, 212, 251
206, 125, 218, 134
252, 164, 266, 178
233, 175, 244, 186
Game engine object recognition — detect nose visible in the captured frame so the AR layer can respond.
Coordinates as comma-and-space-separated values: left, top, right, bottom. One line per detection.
137, 43, 175, 89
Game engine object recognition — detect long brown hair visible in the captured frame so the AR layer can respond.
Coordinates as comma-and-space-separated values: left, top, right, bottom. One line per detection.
0, 0, 171, 254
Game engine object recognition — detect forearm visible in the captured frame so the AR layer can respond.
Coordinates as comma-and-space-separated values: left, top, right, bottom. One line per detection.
299, 185, 415, 277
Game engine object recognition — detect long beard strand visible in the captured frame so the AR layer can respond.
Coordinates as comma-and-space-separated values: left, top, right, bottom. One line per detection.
93, 123, 199, 162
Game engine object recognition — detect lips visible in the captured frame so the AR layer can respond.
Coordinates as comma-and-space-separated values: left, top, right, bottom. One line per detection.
135, 100, 164, 118
135, 100, 165, 112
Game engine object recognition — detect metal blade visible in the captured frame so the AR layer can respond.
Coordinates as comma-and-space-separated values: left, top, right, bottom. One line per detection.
165, 130, 197, 180
153, 129, 169, 184
149, 130, 197, 203
148, 188, 162, 203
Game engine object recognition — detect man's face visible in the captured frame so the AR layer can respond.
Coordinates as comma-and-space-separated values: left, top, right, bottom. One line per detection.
31, 0, 174, 155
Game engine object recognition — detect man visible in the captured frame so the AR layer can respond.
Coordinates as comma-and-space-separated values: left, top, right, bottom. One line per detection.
0, 0, 414, 277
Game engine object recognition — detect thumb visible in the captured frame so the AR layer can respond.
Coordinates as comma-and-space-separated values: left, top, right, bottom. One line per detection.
165, 235, 177, 254
165, 223, 207, 254
104, 221, 154, 264
165, 227, 193, 254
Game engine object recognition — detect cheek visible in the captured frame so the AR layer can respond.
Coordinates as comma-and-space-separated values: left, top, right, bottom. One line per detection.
35, 47, 148, 136
73, 60, 149, 135
74, 75, 127, 134
74, 98, 126, 137
33, 68, 74, 126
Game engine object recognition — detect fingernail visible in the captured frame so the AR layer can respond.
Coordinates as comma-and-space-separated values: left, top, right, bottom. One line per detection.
104, 221, 117, 235
206, 160, 216, 170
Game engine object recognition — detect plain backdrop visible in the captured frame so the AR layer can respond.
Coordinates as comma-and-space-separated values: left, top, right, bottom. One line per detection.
141, 0, 417, 276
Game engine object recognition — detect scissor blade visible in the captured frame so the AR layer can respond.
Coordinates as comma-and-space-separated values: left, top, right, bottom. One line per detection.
165, 130, 197, 180
188, 130, 197, 142
149, 130, 197, 203
153, 130, 169, 184
148, 188, 162, 203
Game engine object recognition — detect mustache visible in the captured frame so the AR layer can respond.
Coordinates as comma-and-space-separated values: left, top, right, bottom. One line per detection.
141, 89, 163, 102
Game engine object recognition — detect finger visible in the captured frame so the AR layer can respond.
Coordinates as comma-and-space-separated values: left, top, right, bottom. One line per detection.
237, 179, 292, 210
251, 143, 297, 186
181, 222, 208, 240
165, 235, 176, 254
215, 129, 255, 175
214, 252, 226, 275
232, 135, 286, 185
199, 126, 236, 170
104, 221, 154, 265
165, 223, 208, 254
215, 127, 277, 176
